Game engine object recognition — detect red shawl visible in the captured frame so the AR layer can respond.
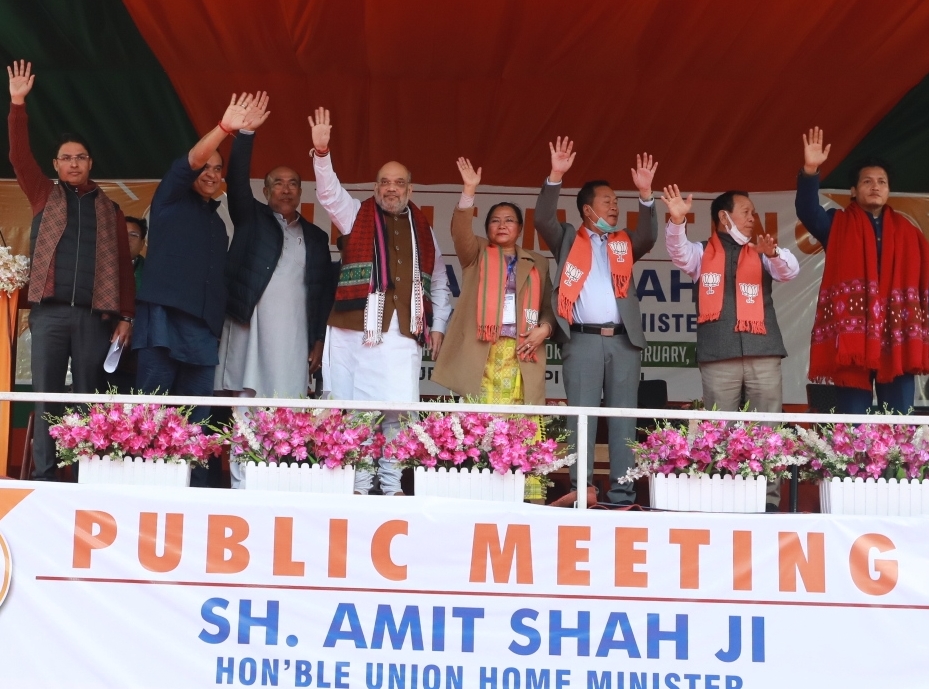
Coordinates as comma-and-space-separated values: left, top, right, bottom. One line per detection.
809, 202, 929, 389
334, 197, 436, 310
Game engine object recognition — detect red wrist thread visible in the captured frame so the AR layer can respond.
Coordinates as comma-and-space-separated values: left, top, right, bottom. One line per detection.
218, 120, 234, 135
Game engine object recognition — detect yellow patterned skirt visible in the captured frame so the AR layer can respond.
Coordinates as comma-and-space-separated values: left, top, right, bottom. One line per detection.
479, 338, 544, 501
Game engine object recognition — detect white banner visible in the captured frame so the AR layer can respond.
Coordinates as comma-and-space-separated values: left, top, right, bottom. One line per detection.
0, 482, 927, 688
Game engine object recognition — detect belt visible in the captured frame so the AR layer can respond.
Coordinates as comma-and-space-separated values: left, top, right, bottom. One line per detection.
569, 323, 626, 336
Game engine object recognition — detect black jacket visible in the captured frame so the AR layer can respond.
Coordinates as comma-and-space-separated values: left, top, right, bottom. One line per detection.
224, 133, 334, 345
30, 184, 101, 308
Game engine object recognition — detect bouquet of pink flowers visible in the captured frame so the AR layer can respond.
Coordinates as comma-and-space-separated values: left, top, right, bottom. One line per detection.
794, 422, 929, 481
383, 411, 576, 476
227, 407, 384, 469
624, 419, 805, 483
48, 402, 223, 466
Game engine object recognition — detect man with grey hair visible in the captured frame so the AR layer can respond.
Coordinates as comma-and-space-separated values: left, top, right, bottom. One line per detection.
217, 109, 335, 487
309, 107, 451, 495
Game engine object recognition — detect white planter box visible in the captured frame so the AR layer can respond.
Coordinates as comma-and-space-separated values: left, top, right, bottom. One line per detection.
77, 455, 191, 487
819, 477, 929, 515
242, 462, 355, 493
649, 473, 766, 512
414, 466, 525, 502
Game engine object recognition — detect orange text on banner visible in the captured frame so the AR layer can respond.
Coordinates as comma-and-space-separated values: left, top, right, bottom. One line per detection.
849, 533, 897, 596
469, 523, 533, 584
371, 520, 408, 581
73, 510, 117, 568
206, 515, 250, 574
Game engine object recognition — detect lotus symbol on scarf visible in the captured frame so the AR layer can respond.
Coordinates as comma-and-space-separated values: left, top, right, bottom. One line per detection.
739, 283, 760, 303
524, 308, 539, 327
608, 240, 629, 262
563, 262, 584, 287
702, 272, 722, 294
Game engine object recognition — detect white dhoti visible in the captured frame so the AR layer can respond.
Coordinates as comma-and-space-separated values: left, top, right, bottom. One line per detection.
324, 312, 421, 494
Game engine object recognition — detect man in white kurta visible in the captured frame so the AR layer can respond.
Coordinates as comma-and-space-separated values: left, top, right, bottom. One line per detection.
309, 108, 451, 495
217, 125, 335, 487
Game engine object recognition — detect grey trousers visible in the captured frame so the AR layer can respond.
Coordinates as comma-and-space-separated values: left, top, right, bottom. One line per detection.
562, 331, 641, 504
30, 303, 112, 480
699, 356, 783, 507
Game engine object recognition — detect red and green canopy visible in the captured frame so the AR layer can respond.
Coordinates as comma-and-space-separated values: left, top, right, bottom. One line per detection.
2, 0, 928, 191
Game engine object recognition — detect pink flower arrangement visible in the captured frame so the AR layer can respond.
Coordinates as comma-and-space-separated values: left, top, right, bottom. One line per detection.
795, 422, 929, 481
625, 419, 805, 483
382, 411, 576, 476
228, 408, 384, 469
48, 402, 223, 467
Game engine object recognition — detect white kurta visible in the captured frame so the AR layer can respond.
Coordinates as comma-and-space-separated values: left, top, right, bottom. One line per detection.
215, 216, 309, 398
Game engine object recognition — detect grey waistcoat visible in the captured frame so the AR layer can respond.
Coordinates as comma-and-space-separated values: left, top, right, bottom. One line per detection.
695, 234, 787, 364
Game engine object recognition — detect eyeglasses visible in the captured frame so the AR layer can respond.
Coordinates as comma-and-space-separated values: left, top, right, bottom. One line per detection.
377, 179, 409, 189
57, 154, 90, 163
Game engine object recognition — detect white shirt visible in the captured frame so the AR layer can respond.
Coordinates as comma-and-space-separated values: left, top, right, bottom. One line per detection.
552, 183, 655, 326
665, 220, 800, 282
572, 228, 622, 325
313, 152, 451, 332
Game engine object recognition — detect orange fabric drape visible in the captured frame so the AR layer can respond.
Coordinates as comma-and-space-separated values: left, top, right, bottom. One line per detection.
0, 289, 20, 476
122, 0, 929, 190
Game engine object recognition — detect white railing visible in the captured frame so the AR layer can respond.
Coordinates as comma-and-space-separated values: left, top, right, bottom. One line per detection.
5, 390, 929, 509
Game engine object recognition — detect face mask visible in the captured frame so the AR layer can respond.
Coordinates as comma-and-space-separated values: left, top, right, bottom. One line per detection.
723, 211, 751, 246
588, 208, 621, 233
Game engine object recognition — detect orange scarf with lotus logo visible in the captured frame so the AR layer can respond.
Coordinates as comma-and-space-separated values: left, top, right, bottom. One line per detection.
698, 231, 766, 334
557, 228, 633, 323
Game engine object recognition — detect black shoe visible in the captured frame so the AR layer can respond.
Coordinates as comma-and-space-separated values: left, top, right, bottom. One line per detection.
765, 503, 780, 513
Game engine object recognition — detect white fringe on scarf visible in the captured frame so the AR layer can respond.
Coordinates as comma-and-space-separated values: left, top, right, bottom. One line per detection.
362, 215, 425, 346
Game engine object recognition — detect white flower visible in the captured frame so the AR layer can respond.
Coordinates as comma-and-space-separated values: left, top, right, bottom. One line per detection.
0, 247, 30, 294
232, 409, 261, 455
450, 414, 465, 446
535, 452, 577, 475
411, 423, 440, 457
480, 419, 497, 451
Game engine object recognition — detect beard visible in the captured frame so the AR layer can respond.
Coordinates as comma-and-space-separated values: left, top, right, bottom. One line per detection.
375, 192, 409, 215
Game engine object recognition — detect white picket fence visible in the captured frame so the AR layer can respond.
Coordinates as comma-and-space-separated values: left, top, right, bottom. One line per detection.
819, 477, 929, 516
12, 390, 929, 509
241, 462, 356, 493
77, 455, 191, 487
413, 466, 525, 502
649, 473, 767, 513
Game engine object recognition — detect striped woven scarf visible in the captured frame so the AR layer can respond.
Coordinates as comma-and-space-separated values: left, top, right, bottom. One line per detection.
29, 182, 121, 313
476, 246, 542, 361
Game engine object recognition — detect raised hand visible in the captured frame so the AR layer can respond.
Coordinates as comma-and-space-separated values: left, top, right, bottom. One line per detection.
802, 127, 831, 175
752, 233, 778, 259
308, 107, 332, 153
8, 60, 34, 105
660, 185, 693, 225
548, 136, 576, 184
220, 93, 257, 133
631, 152, 657, 201
456, 157, 482, 194
240, 91, 270, 131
